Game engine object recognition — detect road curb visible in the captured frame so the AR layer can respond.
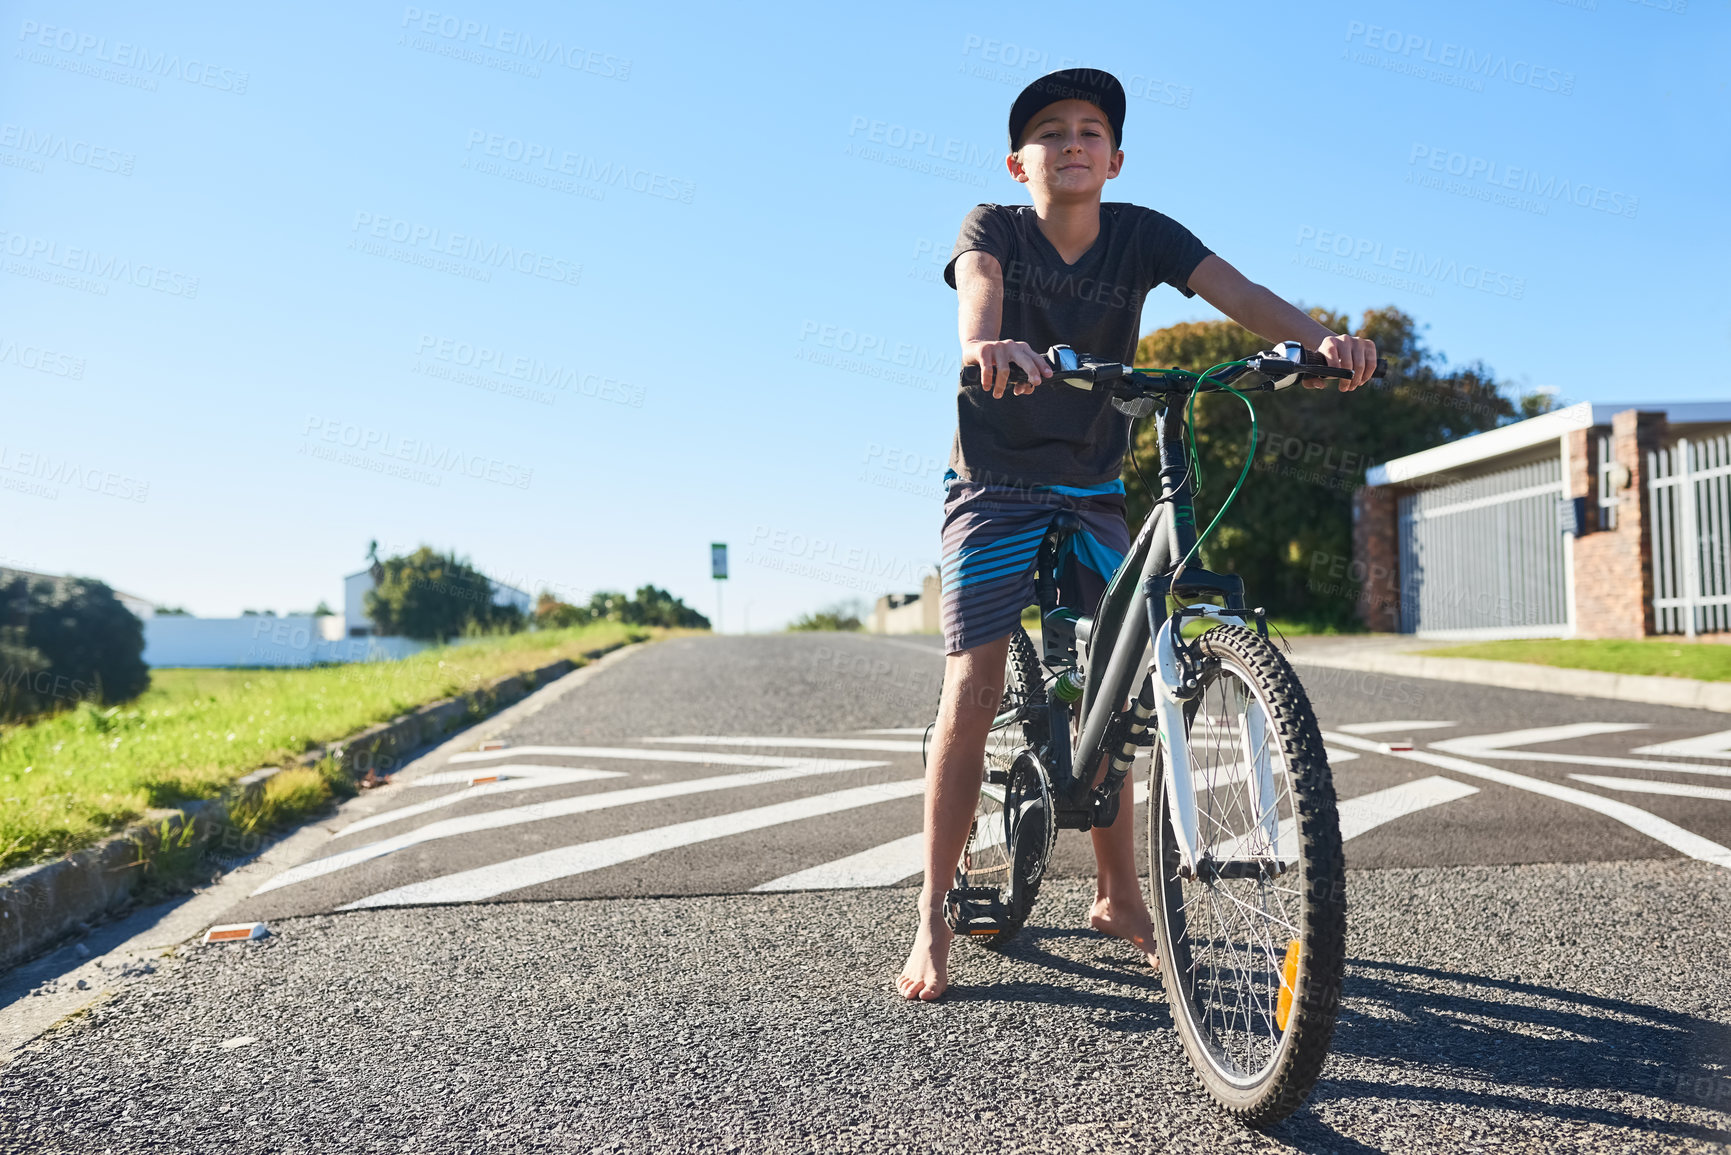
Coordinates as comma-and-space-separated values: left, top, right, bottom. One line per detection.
1290, 649, 1731, 713
0, 644, 631, 973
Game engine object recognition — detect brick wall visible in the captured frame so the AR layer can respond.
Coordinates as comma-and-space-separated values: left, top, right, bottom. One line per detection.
1351, 485, 1401, 631
1571, 409, 1666, 638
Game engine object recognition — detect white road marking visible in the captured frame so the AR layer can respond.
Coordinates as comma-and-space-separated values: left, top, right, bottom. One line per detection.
1432, 723, 1650, 754
1335, 720, 1458, 735
855, 727, 928, 735
339, 779, 927, 909
751, 833, 926, 891
1569, 775, 1731, 803
757, 773, 1478, 892
643, 736, 925, 753
1338, 776, 1481, 839
252, 756, 887, 895
1630, 730, 1731, 760
336, 770, 627, 839
1326, 730, 1731, 870
411, 764, 621, 788
1215, 776, 1479, 864
1429, 725, 1731, 779
447, 745, 854, 766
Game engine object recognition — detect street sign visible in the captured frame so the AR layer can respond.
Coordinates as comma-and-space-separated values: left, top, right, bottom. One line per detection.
711, 543, 728, 580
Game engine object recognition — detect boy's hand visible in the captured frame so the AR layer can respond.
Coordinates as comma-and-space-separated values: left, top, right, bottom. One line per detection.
964, 339, 1051, 399
1315, 334, 1378, 392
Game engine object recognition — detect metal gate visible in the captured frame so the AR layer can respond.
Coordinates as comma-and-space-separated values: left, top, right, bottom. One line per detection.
1397, 457, 1569, 634
1650, 431, 1731, 636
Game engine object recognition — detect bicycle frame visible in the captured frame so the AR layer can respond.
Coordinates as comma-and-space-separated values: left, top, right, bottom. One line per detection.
1028, 400, 1264, 871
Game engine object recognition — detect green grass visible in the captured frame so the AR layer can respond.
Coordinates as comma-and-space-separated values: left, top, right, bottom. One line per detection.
1418, 638, 1731, 682
0, 622, 649, 871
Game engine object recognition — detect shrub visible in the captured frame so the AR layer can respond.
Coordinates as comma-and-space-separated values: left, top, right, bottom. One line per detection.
535, 585, 709, 630
0, 572, 148, 720
788, 602, 864, 632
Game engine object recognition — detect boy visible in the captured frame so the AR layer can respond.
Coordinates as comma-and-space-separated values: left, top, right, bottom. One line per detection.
898, 68, 1377, 1001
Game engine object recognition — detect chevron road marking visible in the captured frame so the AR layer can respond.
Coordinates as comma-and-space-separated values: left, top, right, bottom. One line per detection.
1335, 720, 1458, 735
751, 833, 927, 891
1630, 729, 1731, 760
411, 764, 624, 788
253, 755, 887, 895
1429, 724, 1731, 779
445, 746, 864, 766
339, 779, 927, 909
754, 774, 1480, 891
337, 769, 628, 840
1568, 775, 1731, 803
644, 736, 926, 753
1326, 730, 1731, 870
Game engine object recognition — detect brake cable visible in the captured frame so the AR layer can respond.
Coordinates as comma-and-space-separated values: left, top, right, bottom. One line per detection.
1168, 359, 1257, 590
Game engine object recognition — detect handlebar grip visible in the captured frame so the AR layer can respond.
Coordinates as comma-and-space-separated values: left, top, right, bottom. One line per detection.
1298, 348, 1388, 379
960, 363, 1031, 386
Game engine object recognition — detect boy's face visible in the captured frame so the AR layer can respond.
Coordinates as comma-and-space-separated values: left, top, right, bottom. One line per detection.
1008, 99, 1123, 197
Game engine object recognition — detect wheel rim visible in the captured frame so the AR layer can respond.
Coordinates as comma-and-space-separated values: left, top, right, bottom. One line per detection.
1157, 650, 1306, 1086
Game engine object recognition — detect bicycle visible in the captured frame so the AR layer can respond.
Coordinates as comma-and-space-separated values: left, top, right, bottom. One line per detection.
928, 342, 1385, 1126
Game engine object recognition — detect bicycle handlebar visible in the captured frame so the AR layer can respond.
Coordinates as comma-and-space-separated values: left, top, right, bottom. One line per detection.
959, 343, 1388, 395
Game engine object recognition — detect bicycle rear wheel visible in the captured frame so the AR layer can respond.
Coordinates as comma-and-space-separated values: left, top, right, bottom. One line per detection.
1146, 625, 1345, 1127
952, 627, 1053, 937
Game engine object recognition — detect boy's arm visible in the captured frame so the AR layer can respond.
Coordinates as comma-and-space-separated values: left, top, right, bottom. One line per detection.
1186, 254, 1378, 391
955, 250, 1052, 399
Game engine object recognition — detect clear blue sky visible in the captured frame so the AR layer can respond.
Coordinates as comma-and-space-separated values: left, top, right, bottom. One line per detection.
3, 0, 1726, 628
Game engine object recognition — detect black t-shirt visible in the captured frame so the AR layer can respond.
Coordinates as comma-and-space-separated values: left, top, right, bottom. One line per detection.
943, 202, 1212, 488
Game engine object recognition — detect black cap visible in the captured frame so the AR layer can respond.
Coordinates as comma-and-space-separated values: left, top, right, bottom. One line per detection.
1008, 68, 1126, 151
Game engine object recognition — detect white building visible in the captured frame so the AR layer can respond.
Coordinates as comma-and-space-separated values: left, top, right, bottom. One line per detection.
341, 568, 532, 637
872, 572, 941, 635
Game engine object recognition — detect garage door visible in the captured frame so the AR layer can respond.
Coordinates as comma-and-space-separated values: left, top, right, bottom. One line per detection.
1397, 457, 1568, 634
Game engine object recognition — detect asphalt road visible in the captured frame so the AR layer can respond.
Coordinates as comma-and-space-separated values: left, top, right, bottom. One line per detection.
4, 634, 1730, 1153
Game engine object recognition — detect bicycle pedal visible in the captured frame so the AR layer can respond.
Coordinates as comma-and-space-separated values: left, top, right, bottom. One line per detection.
944, 886, 1009, 936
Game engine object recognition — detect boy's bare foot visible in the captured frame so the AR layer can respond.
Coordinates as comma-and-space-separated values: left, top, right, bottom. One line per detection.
897, 906, 953, 1001
1089, 895, 1160, 970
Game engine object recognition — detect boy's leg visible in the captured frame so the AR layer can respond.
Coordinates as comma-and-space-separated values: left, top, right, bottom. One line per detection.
1058, 531, 1159, 968
1088, 785, 1160, 968
896, 634, 1009, 1002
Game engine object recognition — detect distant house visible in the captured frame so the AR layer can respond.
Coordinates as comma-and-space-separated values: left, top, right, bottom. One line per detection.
1354, 401, 1731, 639
340, 568, 531, 638
873, 572, 941, 635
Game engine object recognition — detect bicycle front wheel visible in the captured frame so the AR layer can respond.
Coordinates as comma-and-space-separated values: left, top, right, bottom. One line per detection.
1146, 625, 1346, 1127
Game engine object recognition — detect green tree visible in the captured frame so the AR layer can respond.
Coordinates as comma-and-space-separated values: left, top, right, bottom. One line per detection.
1126, 306, 1521, 623
0, 573, 149, 719
364, 547, 522, 641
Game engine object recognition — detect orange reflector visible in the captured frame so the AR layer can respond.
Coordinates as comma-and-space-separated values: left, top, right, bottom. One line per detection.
468, 775, 499, 785
1276, 939, 1301, 1030
479, 740, 507, 751
1382, 740, 1414, 753
203, 922, 268, 944
967, 929, 999, 936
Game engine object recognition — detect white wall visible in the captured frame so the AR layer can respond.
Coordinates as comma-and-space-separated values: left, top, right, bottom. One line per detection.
143, 615, 427, 668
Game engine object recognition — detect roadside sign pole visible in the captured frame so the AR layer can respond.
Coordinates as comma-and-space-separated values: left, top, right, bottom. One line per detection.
710, 542, 728, 635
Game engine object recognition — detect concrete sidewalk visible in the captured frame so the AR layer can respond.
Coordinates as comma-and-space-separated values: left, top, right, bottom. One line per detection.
1284, 634, 1731, 713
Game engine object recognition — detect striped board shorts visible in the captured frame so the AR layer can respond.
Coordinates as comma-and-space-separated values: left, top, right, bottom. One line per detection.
938, 474, 1131, 655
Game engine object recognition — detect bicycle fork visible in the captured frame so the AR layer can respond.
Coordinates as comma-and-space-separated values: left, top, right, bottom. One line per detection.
1151, 604, 1284, 880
